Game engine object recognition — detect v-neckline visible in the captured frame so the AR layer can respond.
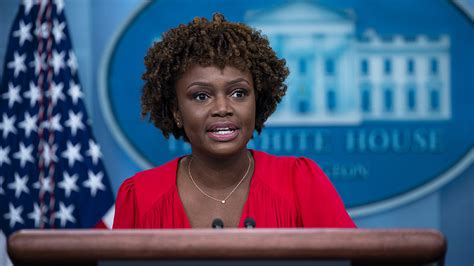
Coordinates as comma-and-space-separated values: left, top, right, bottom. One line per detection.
173, 149, 258, 228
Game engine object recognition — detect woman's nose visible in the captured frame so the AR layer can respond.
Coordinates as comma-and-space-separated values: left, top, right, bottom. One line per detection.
212, 95, 233, 117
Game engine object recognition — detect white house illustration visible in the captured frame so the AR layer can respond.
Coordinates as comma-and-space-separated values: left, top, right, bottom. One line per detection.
245, 2, 451, 125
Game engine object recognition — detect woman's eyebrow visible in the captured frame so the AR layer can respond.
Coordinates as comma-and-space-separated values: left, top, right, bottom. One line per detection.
186, 78, 250, 90
226, 78, 250, 85
186, 81, 212, 90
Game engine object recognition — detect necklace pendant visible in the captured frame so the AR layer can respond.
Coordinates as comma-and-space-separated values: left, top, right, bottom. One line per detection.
221, 200, 226, 204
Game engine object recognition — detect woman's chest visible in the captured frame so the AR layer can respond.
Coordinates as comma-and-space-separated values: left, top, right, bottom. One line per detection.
178, 181, 250, 228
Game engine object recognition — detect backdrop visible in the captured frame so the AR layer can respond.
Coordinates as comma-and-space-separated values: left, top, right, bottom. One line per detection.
0, 0, 473, 265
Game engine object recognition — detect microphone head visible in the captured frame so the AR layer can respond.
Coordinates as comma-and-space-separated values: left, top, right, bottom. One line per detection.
244, 217, 256, 228
211, 218, 224, 229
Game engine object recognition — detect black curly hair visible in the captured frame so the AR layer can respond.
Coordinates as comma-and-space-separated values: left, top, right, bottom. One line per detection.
141, 13, 289, 141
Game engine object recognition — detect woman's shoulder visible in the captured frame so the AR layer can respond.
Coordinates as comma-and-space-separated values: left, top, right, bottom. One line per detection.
114, 157, 183, 228
252, 149, 318, 172
118, 157, 181, 201
252, 149, 297, 166
251, 149, 321, 191
135, 158, 179, 185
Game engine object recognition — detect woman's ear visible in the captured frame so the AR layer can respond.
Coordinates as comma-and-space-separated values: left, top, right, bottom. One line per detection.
173, 110, 182, 128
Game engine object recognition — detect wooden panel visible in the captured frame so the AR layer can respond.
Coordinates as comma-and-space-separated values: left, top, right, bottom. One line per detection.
7, 229, 446, 265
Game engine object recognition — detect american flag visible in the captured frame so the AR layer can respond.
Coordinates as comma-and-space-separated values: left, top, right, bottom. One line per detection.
0, 0, 115, 261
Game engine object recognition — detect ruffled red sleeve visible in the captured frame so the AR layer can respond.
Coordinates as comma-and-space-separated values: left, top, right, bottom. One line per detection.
113, 177, 139, 228
293, 157, 356, 228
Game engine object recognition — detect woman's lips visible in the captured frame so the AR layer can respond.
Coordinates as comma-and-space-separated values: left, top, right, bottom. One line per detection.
207, 128, 239, 142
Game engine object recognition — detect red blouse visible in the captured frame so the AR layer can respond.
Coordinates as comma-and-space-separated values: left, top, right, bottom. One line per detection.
113, 150, 356, 228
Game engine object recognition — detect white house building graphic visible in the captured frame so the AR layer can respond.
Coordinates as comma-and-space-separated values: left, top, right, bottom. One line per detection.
245, 2, 451, 125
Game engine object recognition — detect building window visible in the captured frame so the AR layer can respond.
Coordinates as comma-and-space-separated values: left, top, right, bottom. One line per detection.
299, 58, 306, 75
361, 83, 371, 112
325, 59, 335, 76
327, 89, 336, 112
361, 59, 369, 76
430, 58, 438, 75
407, 59, 415, 75
297, 85, 310, 113
407, 86, 416, 111
430, 89, 440, 112
384, 59, 392, 75
383, 87, 393, 112
298, 100, 310, 113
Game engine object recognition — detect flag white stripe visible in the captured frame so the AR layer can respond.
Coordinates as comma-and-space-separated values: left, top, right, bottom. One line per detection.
102, 205, 115, 229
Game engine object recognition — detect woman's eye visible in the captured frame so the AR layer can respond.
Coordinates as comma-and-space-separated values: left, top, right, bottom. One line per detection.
193, 92, 209, 101
232, 89, 247, 98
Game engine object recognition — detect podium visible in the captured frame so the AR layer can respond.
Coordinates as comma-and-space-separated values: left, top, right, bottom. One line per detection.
8, 229, 446, 266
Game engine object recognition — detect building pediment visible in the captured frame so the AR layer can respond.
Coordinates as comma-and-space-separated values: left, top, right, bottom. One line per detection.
245, 1, 354, 25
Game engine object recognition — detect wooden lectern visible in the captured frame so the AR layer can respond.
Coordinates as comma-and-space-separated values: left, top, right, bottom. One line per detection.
8, 229, 446, 266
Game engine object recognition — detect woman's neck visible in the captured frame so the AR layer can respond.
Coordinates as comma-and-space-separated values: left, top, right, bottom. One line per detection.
187, 149, 252, 190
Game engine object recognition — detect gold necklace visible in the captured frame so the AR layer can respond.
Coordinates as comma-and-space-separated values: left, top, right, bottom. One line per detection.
187, 152, 252, 204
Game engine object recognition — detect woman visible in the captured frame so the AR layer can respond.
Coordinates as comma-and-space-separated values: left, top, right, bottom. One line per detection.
113, 13, 355, 229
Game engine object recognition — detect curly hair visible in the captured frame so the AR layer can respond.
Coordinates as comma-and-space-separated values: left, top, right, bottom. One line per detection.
141, 13, 289, 141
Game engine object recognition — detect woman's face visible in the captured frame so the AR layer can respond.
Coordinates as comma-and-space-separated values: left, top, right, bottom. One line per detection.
174, 64, 256, 158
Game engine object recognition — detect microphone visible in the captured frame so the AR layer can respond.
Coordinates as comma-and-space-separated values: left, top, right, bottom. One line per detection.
211, 218, 224, 229
244, 217, 256, 228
